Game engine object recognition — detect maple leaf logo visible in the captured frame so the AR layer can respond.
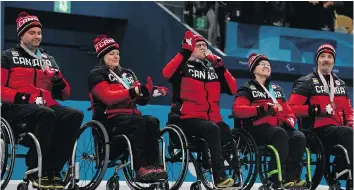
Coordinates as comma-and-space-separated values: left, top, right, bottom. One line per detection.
186, 38, 192, 46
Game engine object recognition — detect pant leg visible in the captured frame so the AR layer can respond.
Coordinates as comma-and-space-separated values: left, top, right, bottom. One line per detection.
245, 124, 289, 183
180, 118, 223, 179
142, 115, 161, 166
3, 104, 56, 174
107, 115, 148, 170
49, 105, 83, 172
283, 126, 306, 181
312, 126, 353, 181
216, 121, 233, 147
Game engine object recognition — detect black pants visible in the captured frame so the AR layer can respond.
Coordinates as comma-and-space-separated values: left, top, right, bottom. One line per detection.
104, 115, 160, 170
312, 125, 353, 182
245, 124, 306, 182
2, 104, 83, 174
180, 118, 233, 179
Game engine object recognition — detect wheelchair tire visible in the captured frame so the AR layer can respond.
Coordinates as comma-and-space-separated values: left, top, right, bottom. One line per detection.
231, 128, 259, 190
302, 130, 325, 190
199, 128, 259, 190
160, 125, 189, 190
63, 120, 110, 190
16, 182, 28, 190
323, 145, 352, 189
1, 117, 16, 190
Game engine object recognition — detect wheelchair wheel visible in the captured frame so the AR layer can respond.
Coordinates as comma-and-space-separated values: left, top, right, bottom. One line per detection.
160, 124, 189, 190
302, 130, 325, 190
323, 145, 352, 190
1, 117, 16, 190
230, 128, 259, 190
199, 128, 259, 190
63, 120, 110, 190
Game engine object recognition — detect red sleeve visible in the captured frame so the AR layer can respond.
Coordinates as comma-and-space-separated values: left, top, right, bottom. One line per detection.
162, 52, 188, 81
1, 68, 21, 103
91, 81, 133, 106
216, 66, 237, 95
288, 93, 310, 117
232, 96, 258, 118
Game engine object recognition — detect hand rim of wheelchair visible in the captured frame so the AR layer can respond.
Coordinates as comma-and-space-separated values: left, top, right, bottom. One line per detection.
1, 117, 16, 190
121, 125, 189, 190
63, 120, 110, 190
231, 128, 259, 190
300, 129, 325, 190
185, 128, 259, 190
323, 144, 353, 189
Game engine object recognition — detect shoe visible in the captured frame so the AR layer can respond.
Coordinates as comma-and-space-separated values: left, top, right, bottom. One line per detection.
153, 166, 168, 180
283, 181, 295, 188
52, 172, 65, 189
136, 166, 156, 181
215, 174, 234, 188
293, 180, 306, 187
31, 176, 53, 189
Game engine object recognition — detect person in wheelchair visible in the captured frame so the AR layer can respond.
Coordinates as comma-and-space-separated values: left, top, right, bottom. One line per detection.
232, 53, 307, 189
288, 44, 353, 185
162, 31, 238, 188
88, 35, 169, 181
1, 12, 84, 189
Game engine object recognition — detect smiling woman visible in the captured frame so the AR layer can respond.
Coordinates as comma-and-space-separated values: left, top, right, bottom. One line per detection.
232, 53, 307, 189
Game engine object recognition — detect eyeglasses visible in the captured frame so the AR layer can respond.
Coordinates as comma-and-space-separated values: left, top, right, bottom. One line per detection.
195, 43, 207, 48
259, 62, 271, 67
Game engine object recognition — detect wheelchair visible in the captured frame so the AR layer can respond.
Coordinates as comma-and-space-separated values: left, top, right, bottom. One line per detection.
298, 118, 353, 190
165, 115, 259, 190
0, 115, 109, 190
74, 112, 187, 190
231, 116, 322, 190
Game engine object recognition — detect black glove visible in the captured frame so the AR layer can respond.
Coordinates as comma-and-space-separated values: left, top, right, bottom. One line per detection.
257, 104, 276, 117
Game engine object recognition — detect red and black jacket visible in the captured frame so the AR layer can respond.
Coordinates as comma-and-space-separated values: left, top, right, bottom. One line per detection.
1, 45, 70, 106
233, 79, 296, 127
88, 65, 149, 120
288, 71, 353, 128
162, 51, 237, 123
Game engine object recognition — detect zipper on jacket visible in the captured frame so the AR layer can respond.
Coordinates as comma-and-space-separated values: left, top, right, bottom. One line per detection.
204, 82, 211, 120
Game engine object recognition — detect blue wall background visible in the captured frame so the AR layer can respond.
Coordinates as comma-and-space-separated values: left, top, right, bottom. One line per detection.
226, 22, 353, 68
2, 1, 352, 187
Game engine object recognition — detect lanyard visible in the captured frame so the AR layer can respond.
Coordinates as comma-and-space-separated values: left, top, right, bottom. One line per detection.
317, 69, 335, 103
21, 44, 48, 72
109, 69, 129, 89
258, 82, 278, 104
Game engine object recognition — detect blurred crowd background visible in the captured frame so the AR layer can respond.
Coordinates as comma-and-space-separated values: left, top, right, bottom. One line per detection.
160, 1, 354, 51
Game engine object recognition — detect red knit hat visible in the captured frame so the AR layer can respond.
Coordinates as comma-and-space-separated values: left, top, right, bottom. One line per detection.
248, 53, 270, 73
315, 43, 336, 63
193, 34, 207, 46
16, 12, 42, 37
94, 35, 119, 59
